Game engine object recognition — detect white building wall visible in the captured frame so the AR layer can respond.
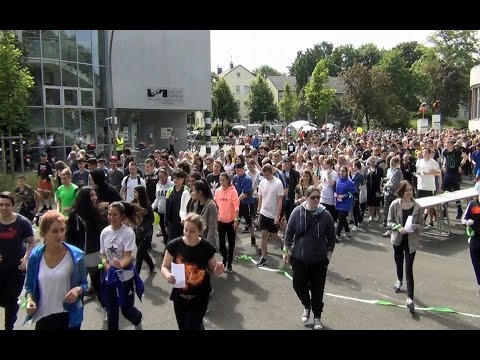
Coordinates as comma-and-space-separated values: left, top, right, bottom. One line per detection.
111, 30, 211, 111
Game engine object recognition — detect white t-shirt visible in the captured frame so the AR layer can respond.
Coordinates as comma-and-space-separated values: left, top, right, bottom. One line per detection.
258, 177, 284, 219
320, 170, 338, 205
32, 253, 73, 323
122, 176, 146, 203
416, 158, 440, 191
100, 224, 136, 264
246, 169, 260, 198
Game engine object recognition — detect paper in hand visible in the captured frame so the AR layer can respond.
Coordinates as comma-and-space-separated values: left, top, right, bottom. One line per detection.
171, 262, 186, 288
404, 215, 415, 233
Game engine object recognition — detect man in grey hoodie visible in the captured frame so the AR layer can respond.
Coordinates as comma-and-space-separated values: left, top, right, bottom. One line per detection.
283, 185, 336, 330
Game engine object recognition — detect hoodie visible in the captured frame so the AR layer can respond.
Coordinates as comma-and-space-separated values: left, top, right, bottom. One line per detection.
91, 168, 122, 204
284, 202, 336, 264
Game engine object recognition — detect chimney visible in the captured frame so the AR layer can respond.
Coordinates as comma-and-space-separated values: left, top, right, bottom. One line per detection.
217, 66, 222, 75
229, 61, 233, 70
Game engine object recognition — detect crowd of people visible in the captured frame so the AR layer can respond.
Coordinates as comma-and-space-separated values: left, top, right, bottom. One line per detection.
1, 124, 480, 330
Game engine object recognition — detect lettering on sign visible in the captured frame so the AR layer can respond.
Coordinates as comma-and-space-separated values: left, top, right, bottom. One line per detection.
146, 87, 184, 105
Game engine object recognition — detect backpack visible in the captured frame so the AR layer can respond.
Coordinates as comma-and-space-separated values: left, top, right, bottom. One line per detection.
123, 175, 142, 188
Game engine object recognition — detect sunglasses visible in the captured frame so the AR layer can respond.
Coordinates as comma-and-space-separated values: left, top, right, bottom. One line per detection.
308, 195, 321, 200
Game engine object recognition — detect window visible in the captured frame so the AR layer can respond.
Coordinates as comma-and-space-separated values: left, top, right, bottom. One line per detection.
64, 88, 78, 106
22, 30, 40, 58
76, 30, 92, 64
80, 109, 95, 146
41, 30, 60, 59
243, 85, 250, 93
42, 60, 61, 86
237, 72, 240, 78
45, 108, 64, 146
44, 87, 61, 106
26, 59, 42, 106
62, 62, 78, 87
236, 85, 240, 94
80, 89, 94, 107
78, 64, 93, 88
60, 30, 77, 62
94, 66, 107, 107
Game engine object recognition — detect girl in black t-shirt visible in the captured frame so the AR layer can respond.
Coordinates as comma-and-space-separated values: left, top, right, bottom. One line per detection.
161, 213, 224, 330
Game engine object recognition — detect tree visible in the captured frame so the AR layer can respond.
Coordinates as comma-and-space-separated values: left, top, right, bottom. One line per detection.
252, 65, 282, 78
0, 31, 34, 135
246, 75, 278, 123
278, 83, 299, 122
392, 41, 428, 69
326, 44, 359, 76
288, 41, 334, 92
357, 43, 383, 69
427, 30, 480, 107
212, 78, 239, 135
304, 59, 335, 124
412, 47, 468, 118
428, 30, 480, 73
379, 49, 420, 112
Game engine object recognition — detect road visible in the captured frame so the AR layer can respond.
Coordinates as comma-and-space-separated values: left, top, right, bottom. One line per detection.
4, 196, 480, 330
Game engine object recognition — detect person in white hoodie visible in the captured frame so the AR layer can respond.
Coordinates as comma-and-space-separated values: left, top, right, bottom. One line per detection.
152, 168, 174, 242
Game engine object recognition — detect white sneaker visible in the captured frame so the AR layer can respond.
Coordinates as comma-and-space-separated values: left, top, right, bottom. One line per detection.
313, 317, 323, 330
368, 216, 373, 222
301, 308, 311, 323
373, 215, 379, 221
351, 225, 359, 231
382, 230, 392, 237
101, 307, 108, 322
406, 297, 415, 313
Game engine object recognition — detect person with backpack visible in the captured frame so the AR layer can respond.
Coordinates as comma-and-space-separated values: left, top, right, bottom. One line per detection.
120, 162, 146, 203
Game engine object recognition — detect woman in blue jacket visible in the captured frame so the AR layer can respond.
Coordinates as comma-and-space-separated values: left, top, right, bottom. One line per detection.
335, 166, 356, 240
24, 210, 88, 330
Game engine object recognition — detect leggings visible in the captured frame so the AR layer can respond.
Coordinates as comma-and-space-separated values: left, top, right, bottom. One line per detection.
393, 236, 416, 299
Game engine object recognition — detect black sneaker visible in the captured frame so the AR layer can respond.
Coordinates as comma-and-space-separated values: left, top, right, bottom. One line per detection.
256, 257, 267, 267
242, 226, 250, 233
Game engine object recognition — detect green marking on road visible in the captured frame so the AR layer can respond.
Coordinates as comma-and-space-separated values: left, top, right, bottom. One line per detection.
235, 253, 480, 319
376, 300, 396, 306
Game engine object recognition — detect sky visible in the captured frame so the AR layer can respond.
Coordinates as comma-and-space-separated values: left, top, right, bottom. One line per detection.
210, 30, 434, 74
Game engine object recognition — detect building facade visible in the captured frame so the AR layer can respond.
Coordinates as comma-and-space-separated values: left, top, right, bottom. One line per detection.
469, 65, 480, 130
219, 64, 256, 122
15, 30, 211, 161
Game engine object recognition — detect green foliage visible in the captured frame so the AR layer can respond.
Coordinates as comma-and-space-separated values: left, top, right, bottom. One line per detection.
357, 43, 383, 69
246, 75, 278, 123
391, 41, 427, 69
326, 44, 359, 76
288, 42, 334, 92
252, 65, 282, 78
412, 47, 468, 118
278, 83, 299, 122
304, 59, 335, 124
340, 63, 407, 130
0, 31, 34, 134
212, 78, 239, 134
379, 49, 421, 112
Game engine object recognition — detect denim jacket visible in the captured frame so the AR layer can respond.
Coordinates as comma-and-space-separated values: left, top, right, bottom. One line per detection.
24, 242, 88, 328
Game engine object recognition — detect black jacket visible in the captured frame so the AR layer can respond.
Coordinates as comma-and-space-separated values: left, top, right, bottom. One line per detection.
285, 168, 301, 201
